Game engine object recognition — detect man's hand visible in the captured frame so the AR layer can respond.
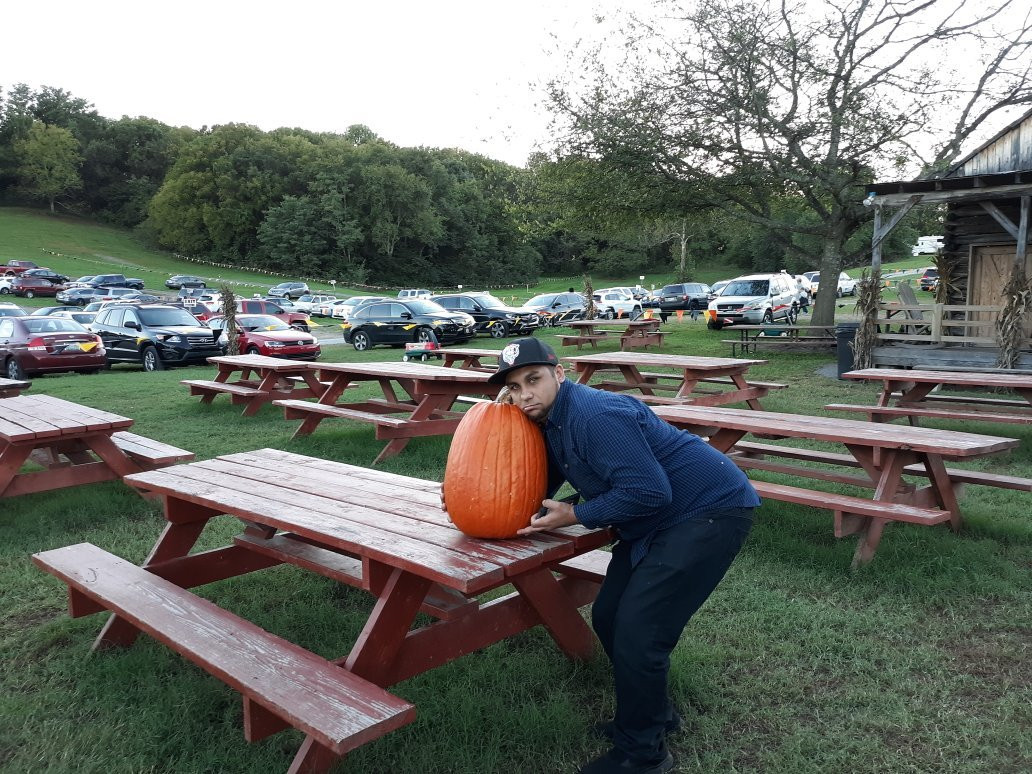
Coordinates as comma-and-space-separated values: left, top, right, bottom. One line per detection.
516, 498, 578, 535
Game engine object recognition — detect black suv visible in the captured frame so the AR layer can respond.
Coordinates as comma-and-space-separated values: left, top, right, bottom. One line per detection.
343, 299, 475, 351
91, 304, 223, 371
22, 268, 70, 284
431, 292, 540, 338
517, 292, 585, 326
658, 282, 712, 311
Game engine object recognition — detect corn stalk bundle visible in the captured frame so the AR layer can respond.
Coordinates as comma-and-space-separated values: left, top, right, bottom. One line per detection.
851, 268, 882, 370
582, 274, 597, 319
995, 265, 1032, 369
220, 284, 239, 356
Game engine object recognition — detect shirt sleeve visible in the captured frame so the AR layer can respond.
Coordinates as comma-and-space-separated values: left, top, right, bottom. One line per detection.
570, 407, 673, 528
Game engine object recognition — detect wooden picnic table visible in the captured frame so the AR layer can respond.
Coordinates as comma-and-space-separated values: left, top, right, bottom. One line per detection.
566, 351, 778, 409
273, 360, 503, 462
181, 354, 330, 416
832, 367, 1032, 426
652, 404, 1019, 566
558, 318, 665, 350
723, 324, 837, 357
0, 394, 193, 497
33, 448, 613, 773
437, 347, 506, 371
0, 376, 30, 397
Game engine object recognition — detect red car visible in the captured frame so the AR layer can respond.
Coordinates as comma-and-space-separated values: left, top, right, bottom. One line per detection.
0, 314, 106, 379
208, 314, 321, 360
11, 276, 64, 298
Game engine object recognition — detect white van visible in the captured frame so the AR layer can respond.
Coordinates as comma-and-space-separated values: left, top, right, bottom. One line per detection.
398, 289, 432, 300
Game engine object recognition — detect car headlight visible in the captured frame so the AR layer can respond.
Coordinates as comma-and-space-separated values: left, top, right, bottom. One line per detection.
265, 340, 284, 347
156, 334, 181, 343
741, 300, 764, 310
505, 313, 517, 320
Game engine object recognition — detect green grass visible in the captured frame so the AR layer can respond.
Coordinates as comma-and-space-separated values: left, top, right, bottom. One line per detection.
1, 209, 1028, 772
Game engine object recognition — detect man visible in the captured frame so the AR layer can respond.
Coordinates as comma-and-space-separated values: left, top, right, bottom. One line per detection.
490, 338, 758, 774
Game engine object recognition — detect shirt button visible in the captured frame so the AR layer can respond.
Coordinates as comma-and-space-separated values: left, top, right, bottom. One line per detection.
564, 464, 569, 468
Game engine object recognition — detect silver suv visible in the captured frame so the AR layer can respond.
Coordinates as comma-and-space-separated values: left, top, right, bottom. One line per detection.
706, 273, 799, 329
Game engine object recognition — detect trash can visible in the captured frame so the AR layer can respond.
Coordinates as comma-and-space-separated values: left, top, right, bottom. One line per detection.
835, 322, 860, 378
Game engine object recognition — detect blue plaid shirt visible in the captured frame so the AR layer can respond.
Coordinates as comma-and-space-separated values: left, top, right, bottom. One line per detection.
543, 379, 760, 564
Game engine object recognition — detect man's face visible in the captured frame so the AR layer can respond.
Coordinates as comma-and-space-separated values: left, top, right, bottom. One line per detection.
505, 364, 564, 422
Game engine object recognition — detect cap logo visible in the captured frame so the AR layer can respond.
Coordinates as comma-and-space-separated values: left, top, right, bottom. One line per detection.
501, 343, 520, 365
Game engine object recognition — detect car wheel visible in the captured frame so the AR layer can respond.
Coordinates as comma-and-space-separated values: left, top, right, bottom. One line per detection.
246, 346, 261, 355
352, 330, 371, 351
0, 287, 8, 294
490, 322, 509, 339
290, 323, 309, 332
141, 345, 165, 372
707, 320, 723, 330
762, 309, 774, 324
416, 327, 435, 344
603, 308, 615, 320
25, 290, 35, 299
402, 354, 411, 362
6, 357, 26, 380
836, 287, 843, 298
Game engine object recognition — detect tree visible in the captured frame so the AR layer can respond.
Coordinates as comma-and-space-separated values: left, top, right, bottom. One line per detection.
14, 122, 82, 212
548, 0, 1032, 324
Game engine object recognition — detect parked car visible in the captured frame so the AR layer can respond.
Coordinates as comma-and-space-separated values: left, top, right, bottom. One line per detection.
56, 287, 102, 306
178, 301, 216, 322
11, 276, 63, 298
331, 295, 389, 322
343, 299, 475, 351
233, 298, 310, 330
165, 274, 207, 289
314, 298, 351, 318
51, 310, 97, 327
0, 277, 13, 294
268, 281, 310, 299
22, 268, 70, 284
293, 294, 338, 314
91, 304, 224, 372
706, 273, 799, 329
807, 271, 857, 297
919, 268, 939, 292
517, 292, 585, 326
431, 292, 540, 337
0, 302, 27, 317
30, 306, 81, 316
208, 314, 321, 360
84, 273, 145, 290
657, 282, 712, 312
2, 260, 42, 276
260, 296, 299, 311
91, 287, 143, 303
397, 288, 432, 300
0, 314, 106, 379
708, 280, 732, 300
67, 275, 96, 288
592, 290, 643, 320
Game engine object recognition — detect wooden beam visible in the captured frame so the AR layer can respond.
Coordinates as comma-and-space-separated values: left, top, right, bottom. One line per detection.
872, 182, 1032, 207
871, 195, 921, 272
1017, 196, 1029, 270
980, 201, 1020, 240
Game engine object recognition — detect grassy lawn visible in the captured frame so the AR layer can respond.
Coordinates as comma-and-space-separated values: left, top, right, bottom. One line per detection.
1, 208, 1026, 772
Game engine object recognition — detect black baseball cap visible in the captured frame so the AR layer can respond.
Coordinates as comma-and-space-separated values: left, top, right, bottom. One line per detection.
489, 338, 560, 384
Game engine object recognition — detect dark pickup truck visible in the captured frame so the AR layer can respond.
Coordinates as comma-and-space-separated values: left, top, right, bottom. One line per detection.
85, 273, 145, 291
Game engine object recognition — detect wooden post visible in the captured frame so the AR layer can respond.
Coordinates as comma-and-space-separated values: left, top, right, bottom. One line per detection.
1017, 195, 1029, 270
931, 303, 943, 343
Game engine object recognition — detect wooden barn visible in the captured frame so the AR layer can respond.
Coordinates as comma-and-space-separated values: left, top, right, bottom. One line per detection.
865, 109, 1032, 369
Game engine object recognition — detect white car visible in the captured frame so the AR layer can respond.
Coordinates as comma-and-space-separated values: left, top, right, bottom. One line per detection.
706, 273, 799, 328
294, 294, 338, 313
0, 277, 13, 295
592, 290, 643, 319
331, 295, 389, 321
806, 271, 856, 297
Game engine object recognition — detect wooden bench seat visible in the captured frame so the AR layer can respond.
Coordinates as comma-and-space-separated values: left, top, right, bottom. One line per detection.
0, 376, 31, 397
749, 480, 951, 527
888, 392, 1032, 410
552, 548, 611, 582
732, 440, 1032, 493
276, 399, 409, 428
558, 335, 609, 349
32, 543, 416, 761
182, 379, 263, 398
111, 432, 195, 467
825, 403, 1032, 426
724, 337, 834, 357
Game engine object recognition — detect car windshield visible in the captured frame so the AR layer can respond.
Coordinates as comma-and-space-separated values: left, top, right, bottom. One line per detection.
23, 318, 86, 333
525, 294, 559, 307
405, 300, 450, 315
237, 315, 290, 331
0, 307, 27, 317
723, 280, 770, 296
138, 308, 201, 327
471, 294, 507, 309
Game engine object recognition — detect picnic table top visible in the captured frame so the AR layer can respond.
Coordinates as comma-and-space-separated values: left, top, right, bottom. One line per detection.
124, 447, 608, 595
565, 318, 659, 329
314, 360, 496, 383
566, 352, 766, 369
439, 347, 506, 359
844, 368, 1032, 388
206, 353, 317, 372
0, 394, 134, 443
0, 376, 30, 389
652, 404, 1019, 456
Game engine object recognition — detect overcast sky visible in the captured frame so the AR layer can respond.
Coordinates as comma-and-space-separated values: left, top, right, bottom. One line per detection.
1, 0, 616, 167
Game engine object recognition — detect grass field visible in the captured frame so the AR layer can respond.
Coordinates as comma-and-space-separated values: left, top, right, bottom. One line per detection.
1, 209, 1028, 773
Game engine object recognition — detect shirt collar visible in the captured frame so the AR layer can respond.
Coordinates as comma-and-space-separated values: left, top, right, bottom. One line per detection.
543, 378, 574, 430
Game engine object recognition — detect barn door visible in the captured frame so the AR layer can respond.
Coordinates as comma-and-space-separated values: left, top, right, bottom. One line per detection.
968, 245, 1032, 339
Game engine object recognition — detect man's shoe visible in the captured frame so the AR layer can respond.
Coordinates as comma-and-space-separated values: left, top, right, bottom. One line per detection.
577, 747, 675, 774
590, 710, 682, 742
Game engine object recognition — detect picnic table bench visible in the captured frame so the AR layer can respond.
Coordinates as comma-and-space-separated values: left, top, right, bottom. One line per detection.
558, 319, 665, 350
182, 354, 330, 416
1, 394, 193, 498
0, 376, 30, 397
34, 448, 613, 773
832, 368, 1032, 426
274, 361, 502, 463
651, 404, 1019, 566
723, 324, 837, 357
567, 351, 775, 409
437, 347, 506, 371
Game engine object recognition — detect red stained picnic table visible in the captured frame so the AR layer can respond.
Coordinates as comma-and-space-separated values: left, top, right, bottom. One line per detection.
558, 318, 665, 350
1, 394, 193, 497
0, 376, 30, 398
35, 448, 613, 773
833, 367, 1032, 426
437, 347, 506, 371
273, 360, 503, 463
567, 351, 776, 409
652, 404, 1019, 566
182, 354, 330, 416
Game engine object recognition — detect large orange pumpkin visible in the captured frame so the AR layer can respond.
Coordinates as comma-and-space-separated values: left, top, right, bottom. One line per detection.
442, 401, 548, 538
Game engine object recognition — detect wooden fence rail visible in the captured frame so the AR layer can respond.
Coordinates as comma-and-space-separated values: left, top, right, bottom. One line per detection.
876, 303, 1032, 347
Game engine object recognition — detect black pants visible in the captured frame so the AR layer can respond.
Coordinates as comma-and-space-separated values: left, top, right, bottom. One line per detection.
591, 507, 754, 762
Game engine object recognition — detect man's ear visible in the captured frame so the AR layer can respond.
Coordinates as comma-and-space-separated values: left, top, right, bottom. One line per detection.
555, 364, 566, 383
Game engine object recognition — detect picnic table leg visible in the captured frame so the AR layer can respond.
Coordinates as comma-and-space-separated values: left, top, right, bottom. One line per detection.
510, 567, 596, 660
0, 444, 33, 496
370, 394, 454, 464
575, 364, 598, 386
84, 434, 146, 477
848, 448, 908, 568
730, 372, 765, 410
916, 454, 962, 530
287, 738, 340, 774
674, 375, 702, 400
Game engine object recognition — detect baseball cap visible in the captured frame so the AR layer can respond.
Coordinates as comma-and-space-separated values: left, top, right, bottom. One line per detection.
488, 338, 560, 384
